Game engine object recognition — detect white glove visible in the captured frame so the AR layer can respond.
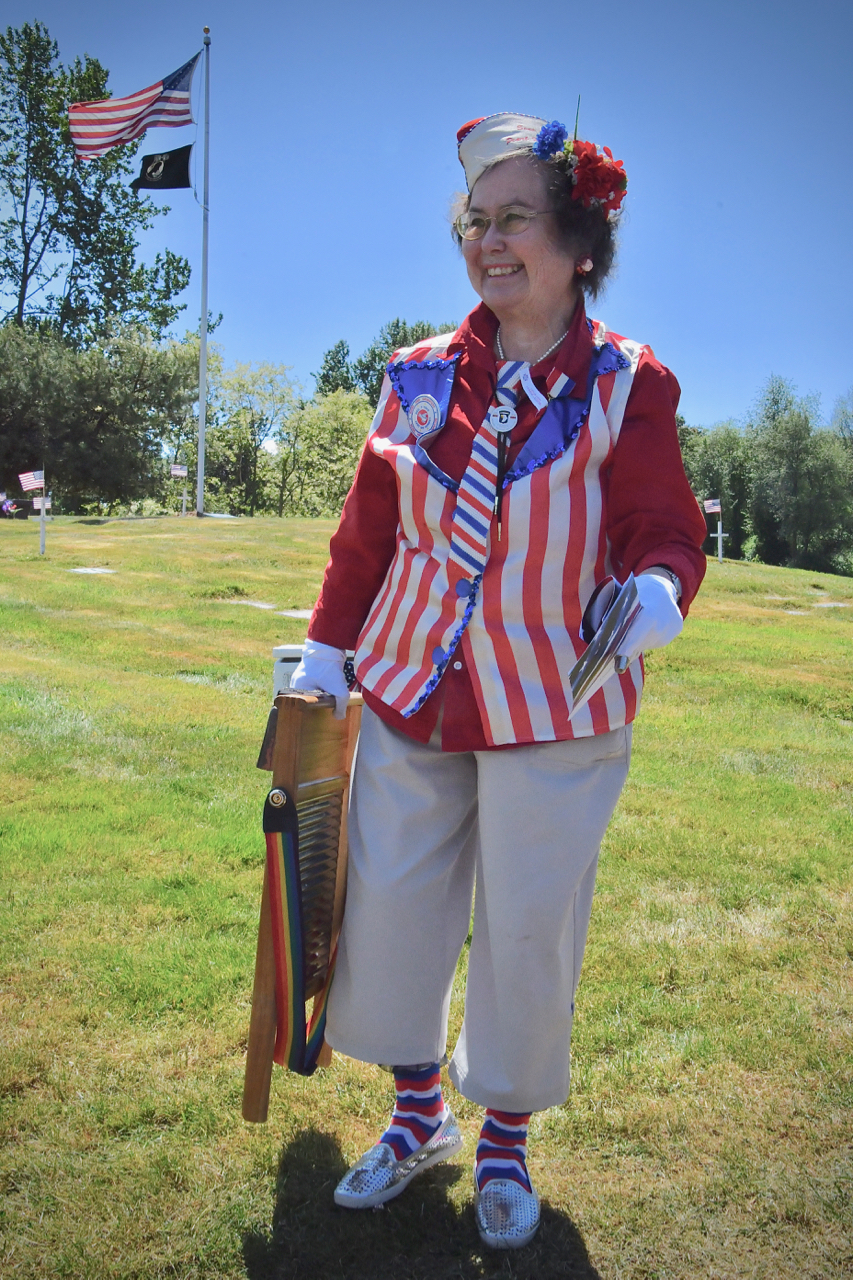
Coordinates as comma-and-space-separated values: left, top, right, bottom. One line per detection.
289, 640, 350, 720
619, 572, 683, 662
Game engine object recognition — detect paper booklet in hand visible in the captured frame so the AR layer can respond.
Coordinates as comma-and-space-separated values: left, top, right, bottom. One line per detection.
567, 575, 642, 716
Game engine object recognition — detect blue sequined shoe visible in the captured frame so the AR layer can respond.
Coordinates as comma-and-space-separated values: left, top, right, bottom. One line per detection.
334, 1111, 463, 1209
473, 1161, 541, 1249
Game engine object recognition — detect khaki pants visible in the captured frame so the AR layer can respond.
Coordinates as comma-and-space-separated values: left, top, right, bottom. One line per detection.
325, 706, 631, 1112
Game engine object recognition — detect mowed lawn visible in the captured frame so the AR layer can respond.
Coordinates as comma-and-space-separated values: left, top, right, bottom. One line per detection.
0, 515, 851, 1280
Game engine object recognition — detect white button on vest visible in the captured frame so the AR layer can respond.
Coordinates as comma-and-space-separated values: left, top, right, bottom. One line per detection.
453, 661, 463, 670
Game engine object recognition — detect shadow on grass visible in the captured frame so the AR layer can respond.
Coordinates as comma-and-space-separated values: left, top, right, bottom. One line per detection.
242, 1128, 600, 1280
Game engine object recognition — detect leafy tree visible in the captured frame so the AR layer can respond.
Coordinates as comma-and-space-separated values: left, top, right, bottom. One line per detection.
351, 318, 457, 408
314, 339, 356, 395
0, 20, 190, 345
747, 377, 853, 570
203, 362, 299, 516
0, 322, 198, 509
675, 412, 703, 456
679, 420, 752, 560
831, 386, 853, 448
275, 389, 372, 516
316, 319, 458, 409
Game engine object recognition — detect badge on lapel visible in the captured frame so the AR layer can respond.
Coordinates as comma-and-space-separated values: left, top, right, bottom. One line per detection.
387, 351, 461, 449
410, 394, 442, 442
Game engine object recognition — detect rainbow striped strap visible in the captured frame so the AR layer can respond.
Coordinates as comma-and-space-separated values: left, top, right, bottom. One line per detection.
262, 788, 334, 1076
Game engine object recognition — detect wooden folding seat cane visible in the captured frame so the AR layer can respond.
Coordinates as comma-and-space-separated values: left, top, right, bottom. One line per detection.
242, 689, 362, 1123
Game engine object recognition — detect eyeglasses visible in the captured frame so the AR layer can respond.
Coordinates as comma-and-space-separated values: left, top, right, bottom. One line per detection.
454, 207, 555, 241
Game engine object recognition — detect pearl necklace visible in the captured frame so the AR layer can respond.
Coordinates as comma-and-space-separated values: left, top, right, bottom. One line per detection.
496, 324, 570, 365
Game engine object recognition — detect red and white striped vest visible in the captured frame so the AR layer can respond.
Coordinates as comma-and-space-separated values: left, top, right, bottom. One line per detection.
353, 323, 646, 747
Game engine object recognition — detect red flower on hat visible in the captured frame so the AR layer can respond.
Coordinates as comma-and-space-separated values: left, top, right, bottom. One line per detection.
566, 139, 627, 215
569, 138, 597, 163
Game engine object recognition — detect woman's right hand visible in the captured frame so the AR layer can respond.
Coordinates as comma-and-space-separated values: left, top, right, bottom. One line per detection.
289, 640, 350, 720
289, 640, 348, 721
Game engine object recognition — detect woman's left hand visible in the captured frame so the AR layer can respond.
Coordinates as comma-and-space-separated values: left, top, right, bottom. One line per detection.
620, 571, 683, 660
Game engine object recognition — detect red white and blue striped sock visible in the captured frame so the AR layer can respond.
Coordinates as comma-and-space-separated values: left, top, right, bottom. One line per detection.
475, 1109, 532, 1192
379, 1064, 447, 1160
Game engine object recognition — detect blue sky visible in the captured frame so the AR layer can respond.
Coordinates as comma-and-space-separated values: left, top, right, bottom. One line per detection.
5, 0, 852, 427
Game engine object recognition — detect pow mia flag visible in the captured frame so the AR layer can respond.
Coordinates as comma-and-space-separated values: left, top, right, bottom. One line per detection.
130, 143, 192, 192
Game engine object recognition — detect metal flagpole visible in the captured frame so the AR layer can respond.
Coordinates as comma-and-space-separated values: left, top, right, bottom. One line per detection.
39, 472, 46, 556
195, 26, 211, 516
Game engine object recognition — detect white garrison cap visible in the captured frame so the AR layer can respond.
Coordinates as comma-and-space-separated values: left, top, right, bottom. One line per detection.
457, 112, 547, 191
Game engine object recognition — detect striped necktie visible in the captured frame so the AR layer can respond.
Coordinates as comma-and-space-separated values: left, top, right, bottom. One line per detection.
448, 360, 527, 575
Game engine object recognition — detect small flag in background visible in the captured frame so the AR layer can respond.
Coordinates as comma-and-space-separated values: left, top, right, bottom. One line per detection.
704, 498, 722, 513
131, 144, 193, 192
170, 464, 189, 477
69, 54, 199, 159
19, 470, 45, 491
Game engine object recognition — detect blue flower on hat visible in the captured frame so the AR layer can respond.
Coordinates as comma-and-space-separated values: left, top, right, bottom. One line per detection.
533, 120, 569, 159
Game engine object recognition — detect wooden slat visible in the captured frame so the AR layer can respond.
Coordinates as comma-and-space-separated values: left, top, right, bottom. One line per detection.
241, 867, 277, 1122
315, 696, 362, 1067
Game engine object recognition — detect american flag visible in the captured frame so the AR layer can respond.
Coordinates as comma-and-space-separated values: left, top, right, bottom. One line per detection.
703, 498, 722, 513
68, 54, 199, 160
19, 470, 45, 491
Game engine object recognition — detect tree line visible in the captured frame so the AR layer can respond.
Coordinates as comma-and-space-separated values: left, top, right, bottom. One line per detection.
0, 317, 452, 517
5, 307, 852, 576
679, 377, 853, 574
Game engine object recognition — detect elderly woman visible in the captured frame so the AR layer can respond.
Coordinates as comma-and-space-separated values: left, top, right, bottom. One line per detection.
290, 112, 706, 1248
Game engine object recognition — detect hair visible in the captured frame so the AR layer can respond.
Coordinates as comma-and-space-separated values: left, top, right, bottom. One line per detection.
449, 152, 618, 300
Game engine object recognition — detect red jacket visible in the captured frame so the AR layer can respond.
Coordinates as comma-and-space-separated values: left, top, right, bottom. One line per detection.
309, 301, 706, 750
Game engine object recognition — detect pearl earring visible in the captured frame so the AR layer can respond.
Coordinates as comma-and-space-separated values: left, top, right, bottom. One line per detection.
577, 258, 593, 275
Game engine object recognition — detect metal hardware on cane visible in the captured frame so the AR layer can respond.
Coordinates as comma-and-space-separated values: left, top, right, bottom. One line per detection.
269, 788, 287, 808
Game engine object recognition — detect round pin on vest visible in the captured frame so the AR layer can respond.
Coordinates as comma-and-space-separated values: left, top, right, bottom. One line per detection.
488, 404, 517, 432
409, 394, 442, 440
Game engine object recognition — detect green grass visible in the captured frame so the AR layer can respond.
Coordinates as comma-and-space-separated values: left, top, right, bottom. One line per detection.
1, 515, 851, 1279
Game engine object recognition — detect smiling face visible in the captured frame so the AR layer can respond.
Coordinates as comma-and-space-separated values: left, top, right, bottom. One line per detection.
461, 156, 580, 330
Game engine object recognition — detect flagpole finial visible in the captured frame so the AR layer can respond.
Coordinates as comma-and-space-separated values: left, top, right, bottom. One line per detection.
203, 26, 210, 38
